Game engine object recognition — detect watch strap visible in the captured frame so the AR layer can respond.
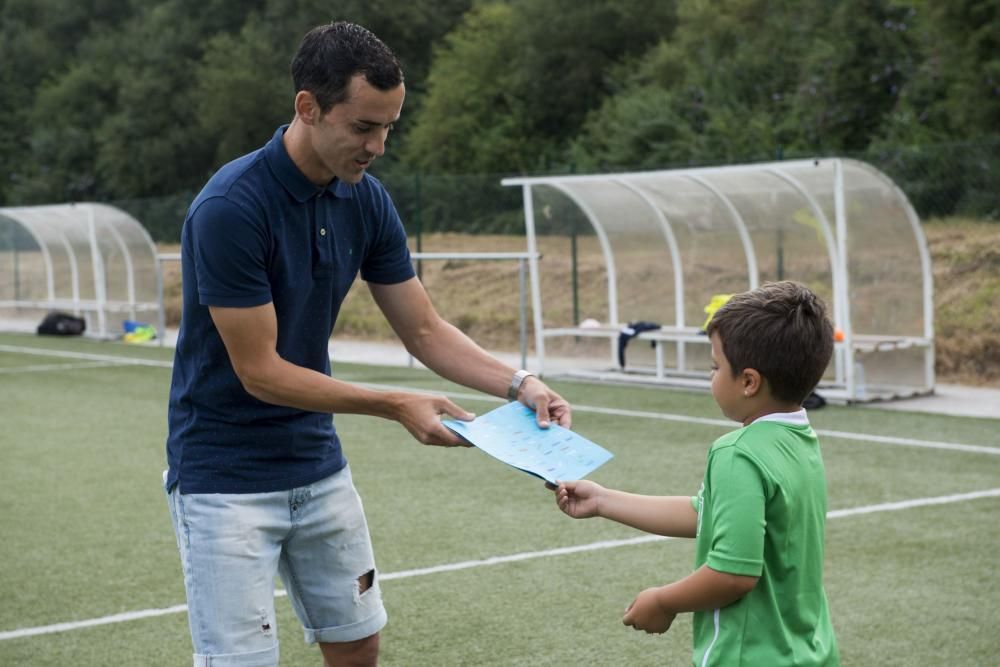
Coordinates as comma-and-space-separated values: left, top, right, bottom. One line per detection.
507, 369, 535, 401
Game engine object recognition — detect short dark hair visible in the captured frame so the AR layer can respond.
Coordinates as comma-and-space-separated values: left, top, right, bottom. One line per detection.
291, 21, 403, 113
706, 281, 834, 405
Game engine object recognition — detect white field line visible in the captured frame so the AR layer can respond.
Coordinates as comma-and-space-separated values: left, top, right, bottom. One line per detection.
0, 344, 172, 369
359, 384, 1000, 456
2, 487, 998, 642
577, 404, 1000, 456
0, 361, 122, 374
0, 344, 997, 456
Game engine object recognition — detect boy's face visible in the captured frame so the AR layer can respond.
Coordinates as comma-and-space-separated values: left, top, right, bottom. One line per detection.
709, 332, 745, 422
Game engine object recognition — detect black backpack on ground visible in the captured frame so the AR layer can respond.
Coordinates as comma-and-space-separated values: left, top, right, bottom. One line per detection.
803, 391, 827, 410
37, 311, 86, 336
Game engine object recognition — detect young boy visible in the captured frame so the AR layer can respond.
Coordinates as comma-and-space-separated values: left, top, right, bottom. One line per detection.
553, 281, 839, 666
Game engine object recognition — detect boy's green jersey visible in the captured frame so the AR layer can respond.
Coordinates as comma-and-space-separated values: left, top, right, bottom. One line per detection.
690, 414, 839, 666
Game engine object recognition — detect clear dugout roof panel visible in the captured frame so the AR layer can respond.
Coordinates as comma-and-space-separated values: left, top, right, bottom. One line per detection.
503, 158, 934, 403
0, 203, 163, 339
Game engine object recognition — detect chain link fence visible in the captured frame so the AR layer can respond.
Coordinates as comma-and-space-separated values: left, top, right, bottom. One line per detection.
860, 138, 999, 221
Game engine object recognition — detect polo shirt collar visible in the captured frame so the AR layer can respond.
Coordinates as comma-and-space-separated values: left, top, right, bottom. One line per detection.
264, 125, 354, 202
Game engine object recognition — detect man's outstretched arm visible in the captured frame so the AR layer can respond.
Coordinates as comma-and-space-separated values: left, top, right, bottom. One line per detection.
210, 302, 474, 446
368, 277, 571, 428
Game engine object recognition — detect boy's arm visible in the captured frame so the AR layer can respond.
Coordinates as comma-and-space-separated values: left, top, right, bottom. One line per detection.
625, 447, 766, 633
599, 490, 698, 537
623, 565, 758, 633
555, 481, 697, 538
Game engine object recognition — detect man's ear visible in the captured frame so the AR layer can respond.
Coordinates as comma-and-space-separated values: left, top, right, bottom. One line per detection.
742, 369, 763, 397
294, 90, 321, 125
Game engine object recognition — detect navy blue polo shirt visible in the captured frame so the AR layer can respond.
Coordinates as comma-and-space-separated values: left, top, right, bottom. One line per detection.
166, 125, 415, 494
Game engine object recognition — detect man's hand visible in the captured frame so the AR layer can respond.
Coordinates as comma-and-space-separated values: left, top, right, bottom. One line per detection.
552, 480, 604, 519
392, 392, 475, 447
517, 377, 571, 429
623, 587, 676, 634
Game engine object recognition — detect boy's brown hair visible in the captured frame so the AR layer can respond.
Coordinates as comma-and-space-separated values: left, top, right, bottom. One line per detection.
706, 281, 834, 405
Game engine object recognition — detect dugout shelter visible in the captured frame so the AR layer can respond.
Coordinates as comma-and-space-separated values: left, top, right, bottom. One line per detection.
0, 203, 164, 341
502, 158, 935, 403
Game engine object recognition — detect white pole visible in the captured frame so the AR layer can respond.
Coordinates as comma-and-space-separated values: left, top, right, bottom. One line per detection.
522, 185, 546, 375
86, 205, 108, 338
833, 160, 856, 400
685, 174, 759, 289
617, 179, 687, 371
548, 183, 619, 366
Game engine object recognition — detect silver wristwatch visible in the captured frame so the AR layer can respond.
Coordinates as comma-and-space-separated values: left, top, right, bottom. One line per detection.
507, 369, 535, 401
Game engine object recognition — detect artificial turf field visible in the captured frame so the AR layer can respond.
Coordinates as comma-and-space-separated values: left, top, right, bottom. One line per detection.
1, 332, 997, 666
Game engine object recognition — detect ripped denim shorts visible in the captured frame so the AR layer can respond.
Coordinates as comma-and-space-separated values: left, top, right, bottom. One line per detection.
165, 464, 387, 666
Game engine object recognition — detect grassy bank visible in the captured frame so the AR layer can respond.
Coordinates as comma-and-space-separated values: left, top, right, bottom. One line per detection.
922, 218, 1000, 385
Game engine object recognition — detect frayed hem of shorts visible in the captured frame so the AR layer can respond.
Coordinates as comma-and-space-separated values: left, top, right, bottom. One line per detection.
304, 607, 388, 644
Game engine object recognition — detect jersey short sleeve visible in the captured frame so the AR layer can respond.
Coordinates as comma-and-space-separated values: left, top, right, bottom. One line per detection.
187, 196, 273, 307
705, 447, 767, 577
357, 177, 415, 285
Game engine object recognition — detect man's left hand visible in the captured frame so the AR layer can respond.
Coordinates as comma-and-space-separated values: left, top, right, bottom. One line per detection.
518, 377, 571, 429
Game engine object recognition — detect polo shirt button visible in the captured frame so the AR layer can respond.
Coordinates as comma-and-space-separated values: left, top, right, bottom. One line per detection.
319, 228, 327, 236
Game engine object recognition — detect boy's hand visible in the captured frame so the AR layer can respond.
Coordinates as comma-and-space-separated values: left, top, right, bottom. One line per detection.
552, 480, 603, 519
623, 587, 676, 634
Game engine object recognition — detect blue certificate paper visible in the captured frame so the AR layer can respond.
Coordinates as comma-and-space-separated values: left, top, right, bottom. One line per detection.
443, 401, 613, 484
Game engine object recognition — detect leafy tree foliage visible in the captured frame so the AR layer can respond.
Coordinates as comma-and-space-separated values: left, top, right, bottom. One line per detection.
0, 0, 995, 223
788, 1, 918, 151
399, 3, 529, 174
561, 0, 996, 218
401, 0, 678, 174
878, 0, 999, 141
571, 0, 922, 168
1, 0, 471, 205
0, 0, 133, 201
872, 0, 1000, 216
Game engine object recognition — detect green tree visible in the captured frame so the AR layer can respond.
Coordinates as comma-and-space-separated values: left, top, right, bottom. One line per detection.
876, 0, 998, 141
571, 0, 806, 168
786, 0, 918, 152
571, 0, 924, 169
4, 0, 471, 205
190, 0, 473, 172
403, 0, 678, 174
871, 0, 1000, 217
0, 0, 133, 203
192, 11, 293, 166
400, 3, 530, 173
91, 0, 268, 197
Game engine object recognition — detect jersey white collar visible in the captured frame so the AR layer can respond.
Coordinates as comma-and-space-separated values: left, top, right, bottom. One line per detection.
751, 409, 810, 426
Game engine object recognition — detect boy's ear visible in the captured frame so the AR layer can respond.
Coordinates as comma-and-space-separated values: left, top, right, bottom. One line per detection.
742, 369, 763, 397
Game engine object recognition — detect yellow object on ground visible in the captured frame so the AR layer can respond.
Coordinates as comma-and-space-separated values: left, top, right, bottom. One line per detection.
701, 294, 734, 331
123, 325, 157, 343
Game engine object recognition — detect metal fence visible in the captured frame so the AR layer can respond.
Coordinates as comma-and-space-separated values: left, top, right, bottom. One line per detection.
104, 138, 998, 245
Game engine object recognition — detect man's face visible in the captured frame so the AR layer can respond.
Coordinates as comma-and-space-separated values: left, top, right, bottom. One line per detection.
311, 74, 405, 184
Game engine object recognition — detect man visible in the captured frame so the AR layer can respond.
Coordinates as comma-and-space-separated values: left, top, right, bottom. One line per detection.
165, 21, 570, 666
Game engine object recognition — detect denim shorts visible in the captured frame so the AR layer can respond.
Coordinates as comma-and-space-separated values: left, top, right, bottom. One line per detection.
165, 465, 387, 667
